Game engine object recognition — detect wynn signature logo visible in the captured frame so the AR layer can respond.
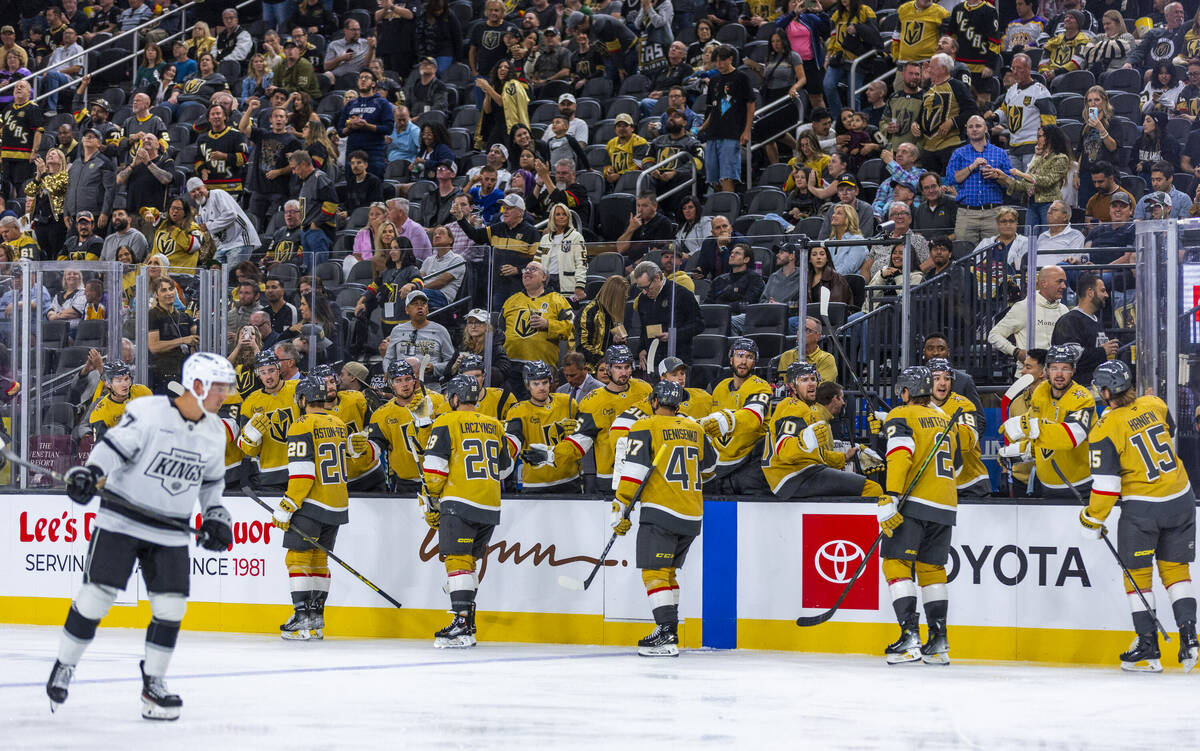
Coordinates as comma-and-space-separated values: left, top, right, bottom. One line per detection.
419, 529, 619, 581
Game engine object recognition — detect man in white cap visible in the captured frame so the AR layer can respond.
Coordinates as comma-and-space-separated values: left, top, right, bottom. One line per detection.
187, 176, 259, 266
382, 289, 456, 379
603, 113, 650, 185
542, 92, 588, 143
454, 193, 540, 309
466, 143, 512, 190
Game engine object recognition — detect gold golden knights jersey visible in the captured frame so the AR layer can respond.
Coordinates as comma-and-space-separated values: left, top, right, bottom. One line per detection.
1087, 396, 1194, 521
565, 380, 654, 478
284, 412, 350, 526
617, 414, 717, 537
893, 0, 949, 62
479, 386, 516, 421
502, 290, 574, 365
366, 394, 449, 482
680, 387, 714, 421
1006, 386, 1036, 485
884, 403, 962, 525
711, 375, 773, 474
920, 77, 975, 152
332, 389, 369, 434
937, 392, 989, 492
505, 393, 581, 488
219, 393, 244, 472
810, 402, 849, 469
1039, 31, 1090, 74
238, 380, 299, 486
761, 398, 826, 494
1022, 380, 1095, 490
423, 409, 514, 525
88, 384, 153, 439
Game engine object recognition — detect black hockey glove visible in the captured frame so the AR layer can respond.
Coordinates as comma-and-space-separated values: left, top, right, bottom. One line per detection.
199, 506, 234, 551
64, 465, 103, 505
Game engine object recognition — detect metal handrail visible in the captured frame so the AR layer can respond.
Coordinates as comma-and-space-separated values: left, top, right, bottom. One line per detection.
846, 49, 878, 106
743, 91, 807, 192
634, 148, 690, 197
855, 64, 897, 98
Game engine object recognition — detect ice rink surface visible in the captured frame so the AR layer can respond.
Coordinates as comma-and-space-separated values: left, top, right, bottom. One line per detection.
2, 624, 1198, 750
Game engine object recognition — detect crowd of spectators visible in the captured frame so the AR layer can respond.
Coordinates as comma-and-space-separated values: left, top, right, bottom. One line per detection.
0, 0, 1177, 471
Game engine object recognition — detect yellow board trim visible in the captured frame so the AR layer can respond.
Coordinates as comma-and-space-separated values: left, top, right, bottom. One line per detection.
0, 596, 702, 648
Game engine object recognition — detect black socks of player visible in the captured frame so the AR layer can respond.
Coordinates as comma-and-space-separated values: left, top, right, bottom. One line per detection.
652, 604, 679, 626
1172, 596, 1197, 627
450, 588, 476, 615
892, 595, 918, 628
923, 599, 947, 630
64, 604, 99, 647
146, 617, 181, 652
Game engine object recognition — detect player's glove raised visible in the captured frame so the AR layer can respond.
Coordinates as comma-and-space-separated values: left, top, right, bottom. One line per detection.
877, 496, 903, 537
199, 505, 233, 551
868, 411, 887, 434
1079, 508, 1106, 540
272, 497, 298, 531
64, 465, 102, 505
411, 396, 434, 427
521, 444, 554, 467
1001, 414, 1039, 442
610, 500, 632, 536
240, 412, 270, 446
997, 440, 1029, 461
347, 431, 370, 458
699, 408, 735, 440
557, 417, 581, 436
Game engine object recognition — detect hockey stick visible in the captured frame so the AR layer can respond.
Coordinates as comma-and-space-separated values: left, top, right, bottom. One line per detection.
0, 444, 209, 543
1000, 374, 1036, 500
559, 444, 669, 591
1047, 459, 1170, 642
240, 483, 404, 609
796, 407, 964, 627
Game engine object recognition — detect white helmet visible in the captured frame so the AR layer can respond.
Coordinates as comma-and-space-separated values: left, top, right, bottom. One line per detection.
181, 351, 237, 410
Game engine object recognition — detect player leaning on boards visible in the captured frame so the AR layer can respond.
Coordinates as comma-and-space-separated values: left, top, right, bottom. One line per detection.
46, 353, 236, 720
999, 345, 1094, 497
237, 350, 299, 490
1080, 361, 1199, 673
87, 359, 153, 440
366, 359, 447, 493
505, 361, 582, 494
563, 345, 653, 491
422, 374, 514, 649
271, 376, 366, 641
612, 380, 717, 657
878, 366, 967, 665
703, 337, 773, 495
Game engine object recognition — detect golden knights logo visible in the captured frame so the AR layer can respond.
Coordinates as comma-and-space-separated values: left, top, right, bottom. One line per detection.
1153, 39, 1178, 61
481, 29, 503, 51
903, 22, 925, 47
920, 89, 952, 133
513, 302, 550, 338
183, 78, 205, 95
267, 407, 294, 443
146, 447, 205, 496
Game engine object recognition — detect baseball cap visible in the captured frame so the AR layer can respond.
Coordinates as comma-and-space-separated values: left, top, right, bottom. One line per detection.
186, 177, 206, 192
558, 93, 576, 104
76, 210, 94, 221
405, 289, 429, 306
1108, 191, 1133, 206
837, 174, 858, 187
343, 361, 369, 383
82, 127, 101, 139
0, 26, 13, 34
566, 11, 587, 28
657, 356, 688, 376
466, 308, 489, 323
419, 56, 437, 66
490, 143, 509, 159
283, 39, 298, 49
92, 99, 111, 112
500, 193, 526, 211
436, 160, 457, 176
614, 113, 634, 126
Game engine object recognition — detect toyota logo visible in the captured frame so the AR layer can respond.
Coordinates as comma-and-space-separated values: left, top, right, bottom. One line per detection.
815, 539, 866, 584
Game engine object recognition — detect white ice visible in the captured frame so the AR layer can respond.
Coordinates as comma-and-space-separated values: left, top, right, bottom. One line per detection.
1, 624, 1198, 750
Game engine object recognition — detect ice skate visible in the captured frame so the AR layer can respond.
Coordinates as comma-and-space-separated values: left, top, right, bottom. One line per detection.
885, 626, 922, 665
921, 620, 950, 665
434, 611, 476, 649
46, 659, 74, 712
139, 660, 182, 721
1178, 621, 1198, 673
308, 593, 327, 641
280, 607, 312, 641
1119, 632, 1163, 673
637, 623, 679, 657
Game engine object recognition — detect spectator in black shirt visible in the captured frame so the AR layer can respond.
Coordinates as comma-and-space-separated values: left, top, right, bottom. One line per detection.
692, 213, 746, 279
262, 275, 299, 336
239, 99, 302, 228
116, 134, 174, 222
709, 243, 767, 334
1051, 271, 1118, 388
419, 161, 463, 228
533, 158, 592, 227
341, 149, 384, 214
697, 45, 755, 193
616, 192, 675, 270
912, 172, 958, 241
405, 57, 450, 117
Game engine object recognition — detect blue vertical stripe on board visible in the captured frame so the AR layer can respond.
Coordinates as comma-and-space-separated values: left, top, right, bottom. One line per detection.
701, 500, 737, 649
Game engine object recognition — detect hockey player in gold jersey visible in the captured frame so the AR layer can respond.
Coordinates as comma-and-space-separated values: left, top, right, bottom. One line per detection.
878, 366, 964, 665
455, 354, 516, 420
928, 358, 991, 496
366, 360, 448, 493
237, 351, 299, 489
564, 345, 653, 490
422, 374, 514, 648
764, 362, 886, 499
87, 360, 153, 439
312, 364, 383, 491
270, 377, 351, 641
612, 380, 717, 656
1079, 361, 1198, 673
657, 357, 715, 420
504, 361, 581, 493
1000, 345, 1095, 496
705, 338, 772, 494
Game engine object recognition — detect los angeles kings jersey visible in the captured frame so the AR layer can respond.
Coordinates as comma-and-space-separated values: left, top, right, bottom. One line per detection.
85, 396, 227, 547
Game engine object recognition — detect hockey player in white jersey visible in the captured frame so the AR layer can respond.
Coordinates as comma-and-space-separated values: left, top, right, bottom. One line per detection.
46, 352, 236, 721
